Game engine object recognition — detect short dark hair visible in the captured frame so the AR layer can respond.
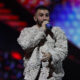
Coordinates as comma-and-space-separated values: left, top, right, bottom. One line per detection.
35, 5, 49, 12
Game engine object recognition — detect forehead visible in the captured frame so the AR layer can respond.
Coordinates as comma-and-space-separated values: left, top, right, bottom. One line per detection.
36, 9, 49, 15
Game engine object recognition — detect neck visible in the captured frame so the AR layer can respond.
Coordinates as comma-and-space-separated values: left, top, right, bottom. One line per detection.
36, 24, 41, 28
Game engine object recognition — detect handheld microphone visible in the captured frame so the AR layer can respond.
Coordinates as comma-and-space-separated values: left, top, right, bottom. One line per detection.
46, 23, 52, 30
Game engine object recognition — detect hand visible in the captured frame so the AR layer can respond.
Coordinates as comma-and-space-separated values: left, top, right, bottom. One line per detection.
41, 51, 51, 62
42, 21, 49, 31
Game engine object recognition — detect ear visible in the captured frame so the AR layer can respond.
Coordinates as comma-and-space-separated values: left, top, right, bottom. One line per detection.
34, 16, 37, 22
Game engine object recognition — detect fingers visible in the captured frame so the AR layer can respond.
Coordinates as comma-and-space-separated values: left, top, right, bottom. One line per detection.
41, 51, 47, 62
41, 51, 50, 62
42, 21, 49, 27
41, 51, 45, 54
41, 51, 47, 57
43, 20, 49, 25
41, 57, 48, 62
42, 21, 49, 31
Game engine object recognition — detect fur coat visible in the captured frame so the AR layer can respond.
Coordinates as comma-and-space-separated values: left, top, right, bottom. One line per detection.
17, 25, 68, 80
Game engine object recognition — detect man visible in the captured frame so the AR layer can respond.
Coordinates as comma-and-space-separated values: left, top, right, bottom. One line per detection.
17, 5, 68, 80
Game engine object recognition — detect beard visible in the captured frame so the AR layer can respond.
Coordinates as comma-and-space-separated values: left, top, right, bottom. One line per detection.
36, 19, 43, 27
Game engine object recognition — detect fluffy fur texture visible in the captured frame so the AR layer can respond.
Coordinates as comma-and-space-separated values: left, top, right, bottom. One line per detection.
17, 25, 68, 80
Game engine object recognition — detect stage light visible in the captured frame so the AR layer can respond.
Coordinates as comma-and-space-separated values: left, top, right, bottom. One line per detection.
11, 51, 22, 60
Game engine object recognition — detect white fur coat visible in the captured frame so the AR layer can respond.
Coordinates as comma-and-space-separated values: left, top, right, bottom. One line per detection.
17, 25, 68, 80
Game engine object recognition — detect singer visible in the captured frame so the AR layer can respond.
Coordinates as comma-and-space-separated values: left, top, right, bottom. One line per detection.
17, 5, 68, 80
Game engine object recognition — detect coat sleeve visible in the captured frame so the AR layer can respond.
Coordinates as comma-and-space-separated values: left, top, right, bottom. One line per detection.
17, 27, 46, 51
47, 27, 68, 63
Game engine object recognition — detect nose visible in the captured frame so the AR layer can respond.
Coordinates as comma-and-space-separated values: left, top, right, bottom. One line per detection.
43, 15, 47, 19
43, 15, 47, 20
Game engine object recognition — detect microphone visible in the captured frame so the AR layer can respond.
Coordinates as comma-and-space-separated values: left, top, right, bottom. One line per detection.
46, 23, 52, 30
45, 23, 53, 39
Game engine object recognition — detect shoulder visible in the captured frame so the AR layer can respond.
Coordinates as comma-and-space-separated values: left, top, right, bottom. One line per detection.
52, 26, 63, 31
52, 26, 67, 39
52, 26, 65, 34
20, 25, 36, 33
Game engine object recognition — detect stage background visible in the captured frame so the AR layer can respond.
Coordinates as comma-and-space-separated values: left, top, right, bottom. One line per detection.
0, 0, 80, 80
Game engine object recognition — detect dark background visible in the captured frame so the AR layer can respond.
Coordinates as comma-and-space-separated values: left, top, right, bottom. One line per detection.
0, 0, 80, 80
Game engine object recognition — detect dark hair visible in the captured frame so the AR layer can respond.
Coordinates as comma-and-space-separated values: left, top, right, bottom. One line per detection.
35, 5, 49, 12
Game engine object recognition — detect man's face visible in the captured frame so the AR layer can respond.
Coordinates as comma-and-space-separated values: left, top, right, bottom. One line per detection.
34, 9, 50, 26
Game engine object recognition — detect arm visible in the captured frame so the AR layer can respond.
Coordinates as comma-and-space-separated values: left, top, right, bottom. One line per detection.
47, 27, 68, 63
17, 27, 46, 51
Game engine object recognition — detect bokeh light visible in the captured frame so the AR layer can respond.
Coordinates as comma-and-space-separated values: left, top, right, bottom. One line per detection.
50, 2, 80, 48
0, 0, 80, 80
